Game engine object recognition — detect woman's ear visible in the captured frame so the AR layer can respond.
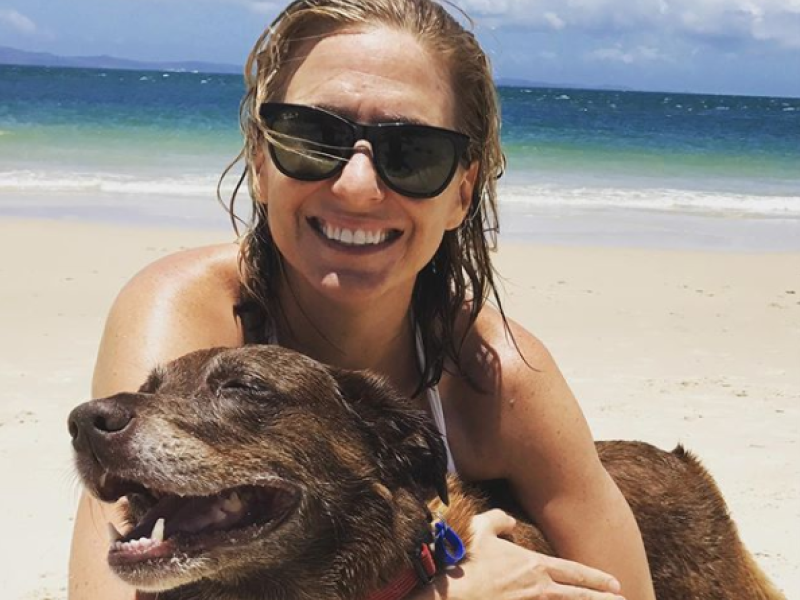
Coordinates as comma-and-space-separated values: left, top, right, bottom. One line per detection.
460, 161, 480, 213
445, 161, 480, 231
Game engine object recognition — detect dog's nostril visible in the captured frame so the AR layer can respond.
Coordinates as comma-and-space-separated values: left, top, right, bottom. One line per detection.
92, 407, 133, 433
69, 400, 135, 443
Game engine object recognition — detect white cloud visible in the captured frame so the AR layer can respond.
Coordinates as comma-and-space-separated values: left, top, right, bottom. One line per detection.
456, 0, 800, 49
239, 1, 283, 14
677, 1, 800, 49
587, 44, 672, 64
0, 9, 37, 34
589, 47, 636, 64
543, 12, 565, 30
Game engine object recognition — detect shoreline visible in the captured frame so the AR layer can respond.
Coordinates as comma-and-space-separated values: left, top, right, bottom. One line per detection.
1, 217, 797, 599
2, 190, 800, 252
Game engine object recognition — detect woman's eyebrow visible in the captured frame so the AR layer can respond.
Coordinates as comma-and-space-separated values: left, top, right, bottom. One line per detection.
313, 102, 429, 125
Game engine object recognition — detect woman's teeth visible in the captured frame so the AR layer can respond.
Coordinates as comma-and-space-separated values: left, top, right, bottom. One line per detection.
320, 221, 390, 246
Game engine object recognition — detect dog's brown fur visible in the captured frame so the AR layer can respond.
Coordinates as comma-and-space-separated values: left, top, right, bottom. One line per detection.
69, 345, 786, 600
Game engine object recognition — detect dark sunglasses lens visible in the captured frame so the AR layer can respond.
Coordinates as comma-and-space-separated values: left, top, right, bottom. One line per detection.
375, 127, 458, 197
266, 108, 352, 178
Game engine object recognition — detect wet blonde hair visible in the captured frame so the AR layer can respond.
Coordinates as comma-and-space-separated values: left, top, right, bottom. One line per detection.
221, 0, 506, 393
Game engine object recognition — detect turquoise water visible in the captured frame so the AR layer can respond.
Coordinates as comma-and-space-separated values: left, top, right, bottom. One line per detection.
0, 66, 242, 176
1, 64, 799, 232
501, 88, 800, 196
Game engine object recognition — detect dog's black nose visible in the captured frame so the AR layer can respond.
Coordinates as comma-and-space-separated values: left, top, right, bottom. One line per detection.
68, 399, 136, 453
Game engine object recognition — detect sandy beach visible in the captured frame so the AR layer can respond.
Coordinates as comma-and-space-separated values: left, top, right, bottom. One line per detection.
0, 217, 797, 599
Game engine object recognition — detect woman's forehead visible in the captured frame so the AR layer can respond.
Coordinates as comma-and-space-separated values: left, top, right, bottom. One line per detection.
281, 27, 456, 128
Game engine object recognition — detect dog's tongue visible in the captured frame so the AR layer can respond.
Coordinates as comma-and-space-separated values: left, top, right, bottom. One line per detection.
122, 489, 247, 544
109, 485, 296, 562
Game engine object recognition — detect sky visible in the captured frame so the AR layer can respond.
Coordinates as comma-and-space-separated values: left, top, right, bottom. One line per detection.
1, 0, 799, 98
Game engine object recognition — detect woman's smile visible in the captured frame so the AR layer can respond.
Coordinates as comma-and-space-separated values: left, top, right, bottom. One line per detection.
308, 217, 402, 250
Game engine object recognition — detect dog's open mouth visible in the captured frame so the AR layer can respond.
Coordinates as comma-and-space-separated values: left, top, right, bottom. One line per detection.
99, 472, 299, 566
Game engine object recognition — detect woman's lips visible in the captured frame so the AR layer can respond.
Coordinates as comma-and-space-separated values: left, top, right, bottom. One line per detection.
309, 217, 402, 248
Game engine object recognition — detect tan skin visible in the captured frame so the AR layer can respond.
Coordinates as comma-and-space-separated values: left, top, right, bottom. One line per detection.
68, 26, 655, 600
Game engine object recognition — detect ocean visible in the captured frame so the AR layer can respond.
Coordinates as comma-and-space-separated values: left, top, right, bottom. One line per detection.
1, 65, 799, 249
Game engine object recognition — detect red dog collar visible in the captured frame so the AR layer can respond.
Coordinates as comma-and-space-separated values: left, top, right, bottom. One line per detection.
365, 543, 436, 600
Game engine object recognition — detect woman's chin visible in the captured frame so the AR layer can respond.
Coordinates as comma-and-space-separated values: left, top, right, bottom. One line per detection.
313, 268, 406, 305
279, 252, 418, 311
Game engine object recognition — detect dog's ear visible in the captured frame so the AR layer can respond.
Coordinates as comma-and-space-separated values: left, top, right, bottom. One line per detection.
330, 368, 449, 505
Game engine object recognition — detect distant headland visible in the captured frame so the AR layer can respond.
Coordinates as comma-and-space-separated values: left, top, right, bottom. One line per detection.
0, 45, 242, 75
0, 45, 632, 91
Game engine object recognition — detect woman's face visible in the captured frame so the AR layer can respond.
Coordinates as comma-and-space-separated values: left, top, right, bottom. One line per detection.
257, 26, 477, 309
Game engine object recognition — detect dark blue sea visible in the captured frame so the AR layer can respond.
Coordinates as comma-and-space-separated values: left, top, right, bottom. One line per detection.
1, 65, 799, 247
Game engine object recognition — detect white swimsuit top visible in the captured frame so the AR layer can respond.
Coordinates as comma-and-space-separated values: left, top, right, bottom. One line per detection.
415, 332, 457, 474
425, 383, 457, 474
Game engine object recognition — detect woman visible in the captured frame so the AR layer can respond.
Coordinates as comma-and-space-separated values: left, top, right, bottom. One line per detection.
69, 1, 656, 598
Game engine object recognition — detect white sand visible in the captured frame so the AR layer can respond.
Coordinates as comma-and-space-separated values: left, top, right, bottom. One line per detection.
1, 218, 797, 599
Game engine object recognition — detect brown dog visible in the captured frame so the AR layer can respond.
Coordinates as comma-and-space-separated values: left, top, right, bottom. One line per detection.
69, 345, 786, 600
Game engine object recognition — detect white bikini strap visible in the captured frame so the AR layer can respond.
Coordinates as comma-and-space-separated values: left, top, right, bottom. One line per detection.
415, 329, 457, 474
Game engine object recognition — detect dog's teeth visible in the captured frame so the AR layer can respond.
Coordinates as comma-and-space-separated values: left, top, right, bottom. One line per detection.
214, 508, 227, 523
99, 471, 109, 488
223, 491, 243, 513
151, 518, 165, 543
107, 522, 123, 543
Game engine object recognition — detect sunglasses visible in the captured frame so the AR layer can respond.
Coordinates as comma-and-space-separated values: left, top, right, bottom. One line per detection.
259, 102, 471, 199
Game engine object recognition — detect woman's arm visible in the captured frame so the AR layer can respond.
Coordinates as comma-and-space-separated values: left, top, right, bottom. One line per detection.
495, 318, 656, 600
408, 309, 655, 600
68, 244, 241, 600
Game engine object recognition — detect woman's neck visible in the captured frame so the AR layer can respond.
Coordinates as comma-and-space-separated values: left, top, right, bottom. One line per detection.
274, 274, 421, 395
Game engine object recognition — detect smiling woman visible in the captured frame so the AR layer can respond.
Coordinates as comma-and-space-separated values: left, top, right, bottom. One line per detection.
242, 25, 482, 351
68, 1, 655, 600
227, 4, 505, 393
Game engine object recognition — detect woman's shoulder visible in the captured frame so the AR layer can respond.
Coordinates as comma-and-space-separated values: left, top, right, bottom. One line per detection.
442, 304, 581, 479
454, 303, 558, 398
124, 243, 240, 297
93, 243, 242, 396
118, 242, 242, 336
117, 243, 241, 320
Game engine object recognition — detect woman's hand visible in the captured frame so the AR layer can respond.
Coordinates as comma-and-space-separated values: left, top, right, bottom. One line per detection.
413, 509, 626, 600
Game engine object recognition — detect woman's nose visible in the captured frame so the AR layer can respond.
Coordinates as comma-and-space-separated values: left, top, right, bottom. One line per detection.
330, 141, 385, 207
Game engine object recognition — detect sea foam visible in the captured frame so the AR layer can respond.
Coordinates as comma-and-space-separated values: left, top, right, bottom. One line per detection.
0, 170, 219, 197
499, 183, 800, 218
3, 170, 799, 219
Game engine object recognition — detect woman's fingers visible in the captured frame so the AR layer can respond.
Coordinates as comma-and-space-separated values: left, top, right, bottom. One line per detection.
472, 508, 517, 536
549, 582, 626, 600
463, 510, 626, 599
539, 554, 622, 595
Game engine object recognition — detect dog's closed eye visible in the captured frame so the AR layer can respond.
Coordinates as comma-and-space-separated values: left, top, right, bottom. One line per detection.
139, 366, 166, 394
212, 378, 278, 404
217, 379, 262, 393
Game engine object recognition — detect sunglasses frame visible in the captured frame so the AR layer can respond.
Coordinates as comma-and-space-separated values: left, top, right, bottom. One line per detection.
259, 102, 471, 199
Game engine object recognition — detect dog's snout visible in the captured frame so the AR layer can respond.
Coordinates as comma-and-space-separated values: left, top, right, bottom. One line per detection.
68, 399, 136, 452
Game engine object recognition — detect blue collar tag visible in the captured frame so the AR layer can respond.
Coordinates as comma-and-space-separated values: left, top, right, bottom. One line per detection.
433, 520, 466, 566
